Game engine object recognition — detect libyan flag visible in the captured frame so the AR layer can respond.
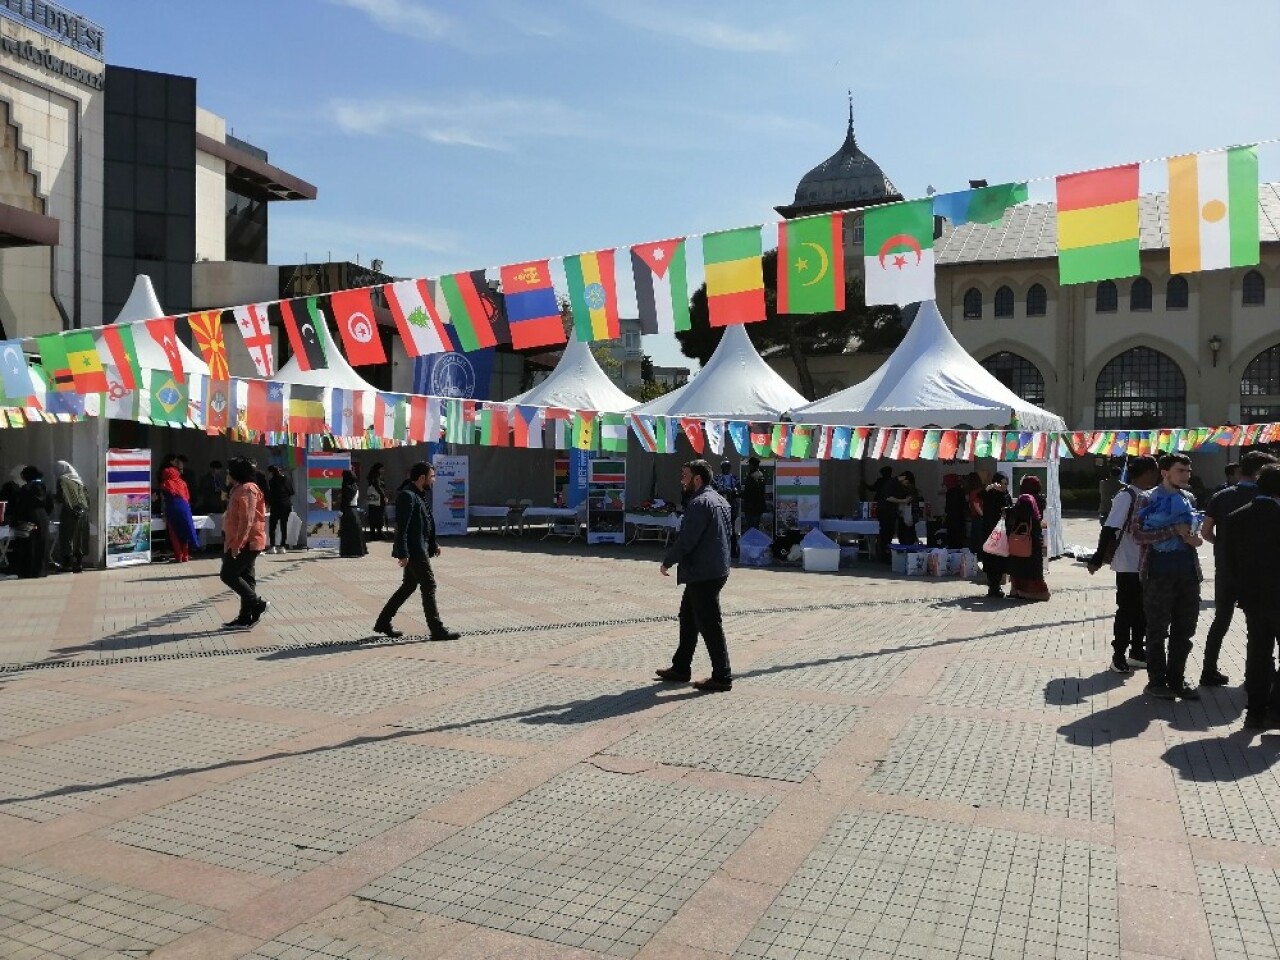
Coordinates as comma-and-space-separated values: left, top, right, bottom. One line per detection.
863, 199, 936, 307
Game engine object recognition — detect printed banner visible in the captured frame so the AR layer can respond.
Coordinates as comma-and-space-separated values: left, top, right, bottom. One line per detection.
104, 448, 151, 568
432, 454, 469, 537
587, 458, 626, 545
774, 460, 820, 536
305, 452, 349, 550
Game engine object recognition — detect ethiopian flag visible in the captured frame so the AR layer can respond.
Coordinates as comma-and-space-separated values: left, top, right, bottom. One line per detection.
564, 249, 621, 342
1168, 146, 1259, 275
1056, 164, 1140, 285
863, 199, 935, 306
702, 227, 765, 326
778, 213, 845, 314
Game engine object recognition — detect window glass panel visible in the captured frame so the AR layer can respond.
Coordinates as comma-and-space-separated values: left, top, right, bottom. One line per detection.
1026, 283, 1047, 316
994, 286, 1014, 318
1243, 270, 1266, 306
1094, 347, 1186, 428
1130, 277, 1152, 311
1096, 280, 1118, 312
963, 288, 982, 319
980, 352, 1045, 405
1166, 276, 1189, 310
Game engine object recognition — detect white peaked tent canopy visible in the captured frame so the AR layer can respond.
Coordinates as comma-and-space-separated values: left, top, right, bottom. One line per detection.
114, 275, 209, 376
505, 335, 638, 412
634, 324, 806, 420
273, 327, 380, 390
788, 301, 1066, 431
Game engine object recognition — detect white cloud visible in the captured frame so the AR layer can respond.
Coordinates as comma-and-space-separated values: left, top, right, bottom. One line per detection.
590, 3, 797, 53
324, 0, 455, 42
328, 95, 595, 150
269, 216, 468, 276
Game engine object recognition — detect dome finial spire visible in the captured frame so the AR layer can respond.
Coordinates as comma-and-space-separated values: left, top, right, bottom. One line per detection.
846, 90, 855, 145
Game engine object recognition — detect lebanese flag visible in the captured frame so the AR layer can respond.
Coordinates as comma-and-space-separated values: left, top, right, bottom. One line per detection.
386, 279, 451, 357
330, 287, 387, 366
144, 316, 185, 385
233, 303, 275, 377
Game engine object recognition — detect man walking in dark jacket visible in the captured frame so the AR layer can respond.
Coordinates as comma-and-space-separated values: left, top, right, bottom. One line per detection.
1222, 464, 1280, 730
655, 459, 734, 692
373, 461, 458, 641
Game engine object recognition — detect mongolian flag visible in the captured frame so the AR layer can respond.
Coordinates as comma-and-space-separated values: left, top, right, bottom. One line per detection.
564, 249, 621, 342
275, 297, 329, 371
681, 417, 705, 455
187, 310, 229, 380
330, 287, 387, 366
500, 260, 566, 350
144, 316, 186, 385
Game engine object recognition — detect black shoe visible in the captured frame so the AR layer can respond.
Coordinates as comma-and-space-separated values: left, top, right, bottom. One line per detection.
654, 667, 691, 683
692, 677, 733, 693
1145, 682, 1176, 700
1200, 669, 1230, 687
1170, 681, 1201, 700
248, 599, 268, 625
223, 617, 251, 630
1128, 647, 1147, 667
428, 629, 460, 642
1110, 653, 1131, 675
986, 588, 1004, 598
373, 622, 403, 638
1245, 710, 1270, 730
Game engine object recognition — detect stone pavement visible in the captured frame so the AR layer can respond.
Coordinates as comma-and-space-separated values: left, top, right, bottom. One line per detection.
0, 519, 1276, 959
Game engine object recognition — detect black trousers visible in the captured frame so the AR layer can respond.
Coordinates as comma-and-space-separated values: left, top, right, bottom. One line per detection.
377, 558, 445, 633
268, 509, 289, 548
368, 505, 386, 540
877, 514, 896, 563
1114, 572, 1146, 655
671, 577, 731, 682
1203, 575, 1237, 674
1243, 607, 1280, 716
1143, 571, 1201, 687
220, 549, 261, 617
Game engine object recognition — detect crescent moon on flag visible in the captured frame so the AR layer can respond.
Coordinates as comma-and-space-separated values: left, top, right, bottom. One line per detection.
799, 242, 830, 286
301, 323, 317, 343
877, 234, 923, 269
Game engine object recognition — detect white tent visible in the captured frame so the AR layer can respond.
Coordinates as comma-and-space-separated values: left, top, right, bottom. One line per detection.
505, 336, 638, 412
634, 324, 806, 419
788, 300, 1066, 432
273, 329, 379, 390
114, 274, 210, 377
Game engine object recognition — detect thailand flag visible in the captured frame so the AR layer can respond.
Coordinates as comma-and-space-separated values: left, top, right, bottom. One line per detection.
107, 450, 151, 495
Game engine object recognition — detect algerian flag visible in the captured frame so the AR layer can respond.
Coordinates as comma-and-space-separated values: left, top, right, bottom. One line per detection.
1168, 146, 1259, 274
863, 199, 936, 306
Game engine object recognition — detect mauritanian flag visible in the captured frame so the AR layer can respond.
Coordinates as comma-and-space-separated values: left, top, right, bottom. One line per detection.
863, 199, 935, 306
1055, 164, 1140, 284
702, 227, 766, 327
778, 213, 845, 314
564, 250, 621, 342
1168, 146, 1259, 274
631, 239, 689, 335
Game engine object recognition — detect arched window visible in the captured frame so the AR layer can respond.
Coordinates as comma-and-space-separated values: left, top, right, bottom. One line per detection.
981, 352, 1045, 406
1026, 283, 1047, 317
1096, 280, 1118, 313
1166, 276, 1189, 310
1130, 277, 1152, 311
1095, 347, 1186, 429
963, 287, 982, 319
993, 286, 1015, 318
1243, 270, 1266, 306
1241, 344, 1280, 422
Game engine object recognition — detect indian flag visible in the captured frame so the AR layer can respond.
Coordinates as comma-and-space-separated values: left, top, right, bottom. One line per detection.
1168, 146, 1259, 275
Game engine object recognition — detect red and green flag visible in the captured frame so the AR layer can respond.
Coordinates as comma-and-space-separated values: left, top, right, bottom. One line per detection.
1056, 164, 1140, 284
564, 250, 621, 342
863, 199, 935, 306
436, 270, 503, 351
778, 213, 845, 314
702, 227, 765, 327
750, 424, 772, 457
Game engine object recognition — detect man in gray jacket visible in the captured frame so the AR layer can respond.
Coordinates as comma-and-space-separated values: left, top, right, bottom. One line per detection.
656, 459, 734, 692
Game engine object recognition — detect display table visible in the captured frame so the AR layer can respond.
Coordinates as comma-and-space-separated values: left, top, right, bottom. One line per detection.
152, 514, 223, 547
819, 518, 927, 558
469, 505, 512, 534
625, 512, 681, 546
0, 521, 102, 568
523, 506, 583, 541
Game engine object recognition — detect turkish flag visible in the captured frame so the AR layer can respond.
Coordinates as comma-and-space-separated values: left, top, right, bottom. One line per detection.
330, 288, 387, 366
145, 316, 185, 385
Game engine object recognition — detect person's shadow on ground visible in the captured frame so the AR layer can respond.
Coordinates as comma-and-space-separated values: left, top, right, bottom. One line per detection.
1162, 731, 1280, 783
1055, 672, 1243, 748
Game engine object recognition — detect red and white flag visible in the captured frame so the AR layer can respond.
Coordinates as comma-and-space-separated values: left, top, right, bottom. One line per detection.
330, 288, 387, 366
386, 279, 451, 357
144, 316, 185, 384
233, 303, 275, 377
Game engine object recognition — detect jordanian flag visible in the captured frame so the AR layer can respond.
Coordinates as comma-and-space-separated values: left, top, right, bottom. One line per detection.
863, 199, 935, 306
778, 213, 845, 314
631, 239, 690, 336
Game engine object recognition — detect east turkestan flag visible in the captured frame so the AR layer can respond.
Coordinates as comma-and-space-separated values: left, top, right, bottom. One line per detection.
1168, 146, 1259, 275
631, 239, 690, 336
863, 199, 935, 306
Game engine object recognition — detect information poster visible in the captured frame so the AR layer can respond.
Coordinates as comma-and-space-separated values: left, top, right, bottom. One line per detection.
554, 457, 570, 504
587, 459, 626, 545
774, 460, 821, 535
105, 448, 152, 568
568, 449, 593, 508
306, 452, 349, 550
432, 454, 469, 536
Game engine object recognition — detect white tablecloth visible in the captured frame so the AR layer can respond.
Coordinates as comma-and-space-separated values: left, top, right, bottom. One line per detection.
820, 519, 927, 537
153, 514, 222, 535
523, 507, 580, 523
469, 505, 511, 519
625, 513, 681, 530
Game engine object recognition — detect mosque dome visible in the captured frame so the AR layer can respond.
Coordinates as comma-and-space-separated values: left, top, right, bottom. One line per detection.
783, 104, 899, 214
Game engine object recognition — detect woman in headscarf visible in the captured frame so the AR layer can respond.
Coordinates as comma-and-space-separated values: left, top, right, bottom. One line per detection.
942, 473, 968, 549
1006, 475, 1050, 601
159, 453, 199, 562
53, 460, 90, 573
10, 465, 53, 578
338, 468, 367, 557
365, 462, 388, 541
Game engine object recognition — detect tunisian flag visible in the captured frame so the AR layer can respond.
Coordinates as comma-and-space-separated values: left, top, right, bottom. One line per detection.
330, 287, 387, 366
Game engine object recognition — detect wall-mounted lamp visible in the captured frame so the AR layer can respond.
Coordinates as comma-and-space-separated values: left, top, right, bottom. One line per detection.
1209, 335, 1224, 367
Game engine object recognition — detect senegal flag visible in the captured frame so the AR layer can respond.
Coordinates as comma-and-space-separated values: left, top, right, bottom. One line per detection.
778, 213, 845, 314
863, 199, 935, 306
702, 227, 765, 327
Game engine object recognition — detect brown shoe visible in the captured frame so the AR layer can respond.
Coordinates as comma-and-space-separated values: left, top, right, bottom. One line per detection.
654, 668, 691, 683
692, 677, 732, 693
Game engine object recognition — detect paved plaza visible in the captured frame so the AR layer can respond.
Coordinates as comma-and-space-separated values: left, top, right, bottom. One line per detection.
0, 518, 1276, 959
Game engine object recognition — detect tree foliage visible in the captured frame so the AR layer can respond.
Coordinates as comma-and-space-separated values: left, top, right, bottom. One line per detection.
674, 249, 906, 401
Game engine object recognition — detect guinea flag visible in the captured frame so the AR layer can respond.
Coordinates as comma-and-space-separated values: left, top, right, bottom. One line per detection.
778, 213, 845, 314
863, 199, 935, 307
702, 227, 765, 326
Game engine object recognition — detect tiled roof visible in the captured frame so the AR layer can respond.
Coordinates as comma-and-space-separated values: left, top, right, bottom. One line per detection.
935, 182, 1280, 266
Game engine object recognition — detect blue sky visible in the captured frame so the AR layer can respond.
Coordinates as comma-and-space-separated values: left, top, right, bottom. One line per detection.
75, 0, 1280, 367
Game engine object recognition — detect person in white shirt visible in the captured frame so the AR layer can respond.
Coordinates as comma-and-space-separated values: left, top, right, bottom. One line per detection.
1089, 455, 1160, 676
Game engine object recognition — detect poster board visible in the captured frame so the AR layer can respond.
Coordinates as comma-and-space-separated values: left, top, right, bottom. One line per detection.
587, 459, 626, 544
105, 448, 151, 567
774, 460, 820, 536
306, 452, 349, 550
568, 449, 593, 508
554, 457, 570, 505
432, 454, 469, 536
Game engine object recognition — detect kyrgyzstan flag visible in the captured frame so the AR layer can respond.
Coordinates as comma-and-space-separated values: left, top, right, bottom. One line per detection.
330, 287, 387, 366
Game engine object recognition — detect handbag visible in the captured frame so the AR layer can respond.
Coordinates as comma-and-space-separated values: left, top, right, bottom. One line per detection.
982, 517, 1010, 557
1007, 521, 1034, 558
1094, 487, 1138, 567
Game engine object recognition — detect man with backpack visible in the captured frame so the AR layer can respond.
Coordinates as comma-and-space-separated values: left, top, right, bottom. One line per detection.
1089, 456, 1159, 675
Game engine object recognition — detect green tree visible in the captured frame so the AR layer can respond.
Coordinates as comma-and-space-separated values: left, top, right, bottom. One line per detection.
675, 249, 905, 401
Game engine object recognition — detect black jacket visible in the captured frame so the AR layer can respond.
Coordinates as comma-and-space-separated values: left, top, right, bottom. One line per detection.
267, 473, 294, 511
742, 470, 767, 515
392, 485, 437, 561
1222, 496, 1280, 613
663, 485, 731, 584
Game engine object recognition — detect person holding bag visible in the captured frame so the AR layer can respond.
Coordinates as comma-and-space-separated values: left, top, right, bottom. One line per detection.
53, 460, 90, 573
1006, 476, 1049, 601
979, 473, 1012, 598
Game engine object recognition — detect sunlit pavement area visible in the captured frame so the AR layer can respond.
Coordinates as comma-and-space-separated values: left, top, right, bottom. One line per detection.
0, 517, 1273, 960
